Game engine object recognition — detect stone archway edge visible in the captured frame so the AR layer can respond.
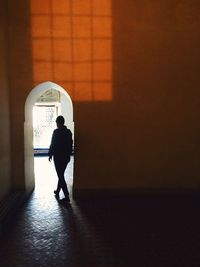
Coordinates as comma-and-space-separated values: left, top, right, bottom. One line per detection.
25, 81, 73, 122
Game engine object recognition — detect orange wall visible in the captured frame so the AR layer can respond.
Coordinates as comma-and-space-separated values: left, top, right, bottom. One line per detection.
5, 0, 200, 194
7, 0, 33, 189
30, 0, 112, 102
74, 0, 200, 191
0, 0, 11, 198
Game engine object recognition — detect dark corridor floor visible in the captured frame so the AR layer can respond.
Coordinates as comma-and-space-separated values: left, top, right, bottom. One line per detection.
1, 158, 200, 266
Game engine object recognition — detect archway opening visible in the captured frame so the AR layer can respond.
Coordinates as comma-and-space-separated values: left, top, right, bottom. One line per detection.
24, 81, 74, 197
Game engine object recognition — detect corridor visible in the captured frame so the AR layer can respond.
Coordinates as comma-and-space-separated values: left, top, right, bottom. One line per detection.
0, 157, 200, 266
0, 157, 117, 267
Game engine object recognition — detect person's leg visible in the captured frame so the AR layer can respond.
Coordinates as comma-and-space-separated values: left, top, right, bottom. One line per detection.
55, 179, 61, 195
54, 157, 70, 198
53, 160, 61, 196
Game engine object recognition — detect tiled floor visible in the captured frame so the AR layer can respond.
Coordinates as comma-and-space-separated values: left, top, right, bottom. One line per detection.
0, 157, 200, 266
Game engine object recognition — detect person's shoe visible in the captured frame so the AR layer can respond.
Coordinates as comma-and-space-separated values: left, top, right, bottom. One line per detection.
54, 190, 59, 199
59, 197, 70, 206
65, 196, 70, 202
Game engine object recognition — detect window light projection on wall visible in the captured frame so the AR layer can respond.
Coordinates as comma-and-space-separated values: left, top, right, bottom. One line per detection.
31, 0, 112, 101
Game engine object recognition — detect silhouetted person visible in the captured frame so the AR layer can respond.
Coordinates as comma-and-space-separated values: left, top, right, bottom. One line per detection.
48, 115, 73, 204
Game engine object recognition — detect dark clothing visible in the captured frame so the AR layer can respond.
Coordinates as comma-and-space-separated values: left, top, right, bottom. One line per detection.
48, 126, 73, 159
48, 126, 73, 198
54, 156, 70, 197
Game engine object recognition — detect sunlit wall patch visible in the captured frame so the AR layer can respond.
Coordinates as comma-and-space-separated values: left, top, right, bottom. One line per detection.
31, 0, 112, 101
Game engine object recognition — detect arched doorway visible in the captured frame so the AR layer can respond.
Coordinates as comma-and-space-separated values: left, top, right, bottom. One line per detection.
24, 81, 74, 194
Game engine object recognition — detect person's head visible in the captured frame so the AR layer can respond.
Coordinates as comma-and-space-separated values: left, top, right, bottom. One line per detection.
56, 115, 65, 128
